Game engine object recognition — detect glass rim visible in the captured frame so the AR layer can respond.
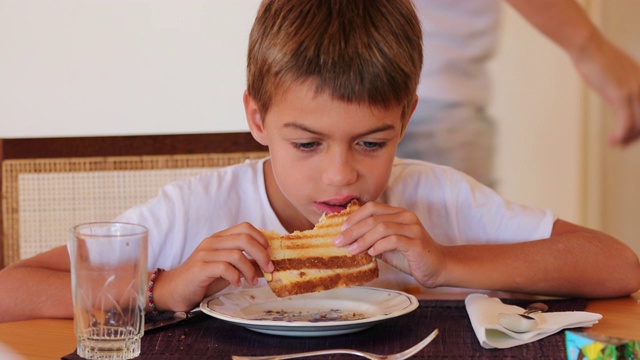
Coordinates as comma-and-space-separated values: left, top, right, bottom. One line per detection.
70, 222, 148, 237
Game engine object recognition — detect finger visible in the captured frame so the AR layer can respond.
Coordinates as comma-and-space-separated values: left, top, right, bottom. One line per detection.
624, 99, 640, 145
377, 249, 413, 275
179, 257, 243, 290
347, 220, 424, 255
213, 222, 271, 248
336, 202, 406, 246
369, 234, 445, 288
340, 202, 398, 230
367, 234, 429, 278
338, 209, 420, 249
195, 249, 262, 286
203, 261, 243, 288
608, 98, 635, 146
201, 232, 274, 273
609, 92, 640, 146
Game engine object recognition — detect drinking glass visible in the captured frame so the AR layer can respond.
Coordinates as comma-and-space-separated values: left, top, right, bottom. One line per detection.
68, 222, 148, 360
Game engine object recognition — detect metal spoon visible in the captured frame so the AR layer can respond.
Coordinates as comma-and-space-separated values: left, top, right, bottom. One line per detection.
498, 302, 548, 333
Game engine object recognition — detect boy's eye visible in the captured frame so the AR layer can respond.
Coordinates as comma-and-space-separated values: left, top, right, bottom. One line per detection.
292, 141, 319, 151
359, 141, 386, 150
291, 140, 386, 152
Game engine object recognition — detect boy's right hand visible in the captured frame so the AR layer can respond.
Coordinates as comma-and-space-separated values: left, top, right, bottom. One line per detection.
152, 222, 274, 312
334, 201, 447, 289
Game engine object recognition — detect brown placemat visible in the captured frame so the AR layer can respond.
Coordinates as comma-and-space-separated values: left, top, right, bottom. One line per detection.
63, 298, 587, 359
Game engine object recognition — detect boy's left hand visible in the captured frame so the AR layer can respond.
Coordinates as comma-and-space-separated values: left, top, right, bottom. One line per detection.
334, 201, 446, 289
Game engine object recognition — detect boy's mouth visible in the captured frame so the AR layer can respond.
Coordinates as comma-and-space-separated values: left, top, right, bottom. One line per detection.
315, 198, 360, 214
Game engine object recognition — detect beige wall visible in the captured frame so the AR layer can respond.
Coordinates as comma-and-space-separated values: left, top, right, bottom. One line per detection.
593, 0, 640, 255
489, 3, 583, 223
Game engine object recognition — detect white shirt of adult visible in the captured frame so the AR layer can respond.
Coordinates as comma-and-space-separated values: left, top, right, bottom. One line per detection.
414, 0, 500, 107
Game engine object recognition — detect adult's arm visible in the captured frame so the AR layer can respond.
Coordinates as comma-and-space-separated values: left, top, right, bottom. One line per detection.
507, 0, 640, 145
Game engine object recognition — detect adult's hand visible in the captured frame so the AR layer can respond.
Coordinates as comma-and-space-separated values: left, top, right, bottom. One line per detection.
572, 33, 640, 146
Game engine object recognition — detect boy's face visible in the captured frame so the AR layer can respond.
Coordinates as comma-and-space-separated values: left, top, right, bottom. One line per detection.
245, 81, 413, 230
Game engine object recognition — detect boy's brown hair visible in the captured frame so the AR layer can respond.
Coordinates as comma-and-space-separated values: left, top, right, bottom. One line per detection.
247, 0, 423, 122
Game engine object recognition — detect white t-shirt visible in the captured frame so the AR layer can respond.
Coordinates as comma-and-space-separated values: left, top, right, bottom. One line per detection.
115, 157, 555, 291
414, 0, 500, 107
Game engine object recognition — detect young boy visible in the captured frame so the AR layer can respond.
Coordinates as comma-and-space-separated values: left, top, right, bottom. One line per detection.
0, 0, 639, 322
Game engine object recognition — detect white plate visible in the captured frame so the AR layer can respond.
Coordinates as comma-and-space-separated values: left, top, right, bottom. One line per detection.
200, 286, 419, 337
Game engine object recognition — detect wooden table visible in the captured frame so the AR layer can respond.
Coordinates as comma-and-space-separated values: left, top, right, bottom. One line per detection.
583, 291, 640, 340
0, 291, 638, 360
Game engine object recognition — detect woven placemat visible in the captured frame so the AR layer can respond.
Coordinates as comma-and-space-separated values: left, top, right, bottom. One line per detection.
63, 298, 587, 360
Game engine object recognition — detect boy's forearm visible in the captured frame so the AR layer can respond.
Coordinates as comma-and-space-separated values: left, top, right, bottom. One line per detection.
506, 0, 602, 59
0, 265, 73, 322
441, 233, 640, 298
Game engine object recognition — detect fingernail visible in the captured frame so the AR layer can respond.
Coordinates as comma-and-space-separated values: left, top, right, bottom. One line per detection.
341, 222, 348, 231
348, 243, 358, 254
267, 262, 274, 272
334, 235, 344, 246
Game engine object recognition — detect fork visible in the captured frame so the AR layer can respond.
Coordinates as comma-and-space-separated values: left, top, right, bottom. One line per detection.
231, 328, 439, 360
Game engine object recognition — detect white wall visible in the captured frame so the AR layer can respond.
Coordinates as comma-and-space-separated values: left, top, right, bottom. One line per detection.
0, 0, 261, 137
1, 1, 587, 225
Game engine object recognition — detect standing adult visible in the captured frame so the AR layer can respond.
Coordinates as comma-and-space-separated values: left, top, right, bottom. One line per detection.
399, 0, 640, 187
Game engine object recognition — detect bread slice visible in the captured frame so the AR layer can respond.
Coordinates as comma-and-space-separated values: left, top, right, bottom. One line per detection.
261, 201, 379, 297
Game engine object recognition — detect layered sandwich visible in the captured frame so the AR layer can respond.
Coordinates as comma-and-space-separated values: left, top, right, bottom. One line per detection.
261, 201, 379, 297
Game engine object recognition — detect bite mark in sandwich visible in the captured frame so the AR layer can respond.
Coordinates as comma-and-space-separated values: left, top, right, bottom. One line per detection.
261, 201, 379, 297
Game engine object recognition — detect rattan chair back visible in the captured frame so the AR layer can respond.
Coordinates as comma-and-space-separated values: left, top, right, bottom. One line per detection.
2, 151, 267, 266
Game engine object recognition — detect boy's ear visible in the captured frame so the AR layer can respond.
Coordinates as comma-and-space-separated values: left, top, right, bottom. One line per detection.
244, 91, 268, 146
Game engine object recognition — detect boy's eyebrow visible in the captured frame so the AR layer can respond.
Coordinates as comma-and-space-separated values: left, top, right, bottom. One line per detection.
282, 122, 397, 137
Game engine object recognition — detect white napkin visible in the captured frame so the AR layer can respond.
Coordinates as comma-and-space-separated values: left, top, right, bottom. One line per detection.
0, 342, 24, 360
465, 293, 602, 349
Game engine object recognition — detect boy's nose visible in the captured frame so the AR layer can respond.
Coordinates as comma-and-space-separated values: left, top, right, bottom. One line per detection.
322, 152, 357, 187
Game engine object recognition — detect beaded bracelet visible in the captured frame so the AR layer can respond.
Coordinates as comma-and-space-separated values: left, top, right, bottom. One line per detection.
147, 268, 164, 315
